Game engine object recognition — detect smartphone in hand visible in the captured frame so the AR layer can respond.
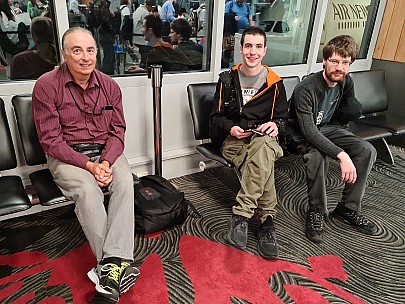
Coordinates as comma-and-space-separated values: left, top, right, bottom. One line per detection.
244, 129, 265, 136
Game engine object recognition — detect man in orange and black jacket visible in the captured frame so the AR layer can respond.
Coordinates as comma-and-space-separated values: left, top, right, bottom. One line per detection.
209, 26, 288, 259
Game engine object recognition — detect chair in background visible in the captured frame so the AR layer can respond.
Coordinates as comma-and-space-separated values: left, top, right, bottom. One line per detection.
187, 82, 240, 178
0, 98, 31, 216
12, 94, 67, 206
350, 69, 405, 135
348, 69, 405, 164
282, 76, 300, 101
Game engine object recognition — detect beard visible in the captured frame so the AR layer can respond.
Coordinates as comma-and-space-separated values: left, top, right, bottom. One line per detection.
325, 69, 346, 83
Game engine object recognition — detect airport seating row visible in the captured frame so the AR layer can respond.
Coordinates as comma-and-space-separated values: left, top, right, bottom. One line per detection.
0, 95, 68, 217
187, 69, 405, 174
1, 69, 404, 218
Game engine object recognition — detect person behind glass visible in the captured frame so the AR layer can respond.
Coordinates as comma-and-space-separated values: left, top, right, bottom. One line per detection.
68, 0, 82, 27
222, 0, 252, 69
132, 0, 155, 68
225, 0, 253, 33
32, 27, 139, 302
127, 14, 185, 73
10, 0, 22, 14
209, 26, 288, 259
119, 0, 130, 29
0, 0, 28, 69
95, 0, 115, 75
118, 0, 137, 63
27, 0, 40, 18
16, 0, 26, 13
288, 35, 378, 243
169, 18, 202, 70
160, 0, 176, 37
196, 1, 205, 38
68, 0, 79, 14
10, 16, 57, 79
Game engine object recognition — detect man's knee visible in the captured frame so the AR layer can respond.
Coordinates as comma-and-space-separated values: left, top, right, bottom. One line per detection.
303, 149, 326, 166
110, 156, 133, 189
364, 141, 377, 159
251, 136, 283, 159
356, 140, 377, 164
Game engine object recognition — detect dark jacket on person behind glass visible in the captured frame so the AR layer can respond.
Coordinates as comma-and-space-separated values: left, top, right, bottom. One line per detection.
209, 64, 289, 147
10, 16, 57, 80
175, 40, 203, 70
146, 41, 188, 72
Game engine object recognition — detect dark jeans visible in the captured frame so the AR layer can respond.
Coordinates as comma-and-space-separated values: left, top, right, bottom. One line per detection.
302, 125, 377, 213
99, 39, 114, 75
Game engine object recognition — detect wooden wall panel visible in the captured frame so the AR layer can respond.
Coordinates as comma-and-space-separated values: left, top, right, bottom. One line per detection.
374, 0, 405, 63
395, 22, 405, 62
373, 0, 395, 58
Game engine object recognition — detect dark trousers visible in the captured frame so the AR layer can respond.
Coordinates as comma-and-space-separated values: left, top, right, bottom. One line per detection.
302, 125, 377, 213
100, 40, 114, 75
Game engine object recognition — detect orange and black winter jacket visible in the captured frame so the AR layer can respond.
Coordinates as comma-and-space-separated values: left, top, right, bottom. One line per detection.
209, 64, 289, 147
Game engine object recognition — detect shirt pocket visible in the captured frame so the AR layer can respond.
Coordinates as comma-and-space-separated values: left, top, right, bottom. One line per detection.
93, 109, 113, 131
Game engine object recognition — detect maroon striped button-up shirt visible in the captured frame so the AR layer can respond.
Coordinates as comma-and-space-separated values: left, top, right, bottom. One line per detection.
32, 65, 126, 169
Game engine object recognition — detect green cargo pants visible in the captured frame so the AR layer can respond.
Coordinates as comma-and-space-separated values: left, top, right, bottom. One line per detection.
221, 135, 283, 223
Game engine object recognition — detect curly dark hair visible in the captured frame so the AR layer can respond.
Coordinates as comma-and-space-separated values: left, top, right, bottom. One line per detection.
323, 35, 359, 63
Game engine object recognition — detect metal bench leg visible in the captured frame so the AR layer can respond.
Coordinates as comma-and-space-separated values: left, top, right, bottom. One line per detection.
371, 138, 394, 165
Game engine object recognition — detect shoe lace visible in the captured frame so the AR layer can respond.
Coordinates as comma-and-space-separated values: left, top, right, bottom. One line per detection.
354, 213, 370, 226
121, 261, 130, 271
235, 216, 248, 231
259, 226, 276, 242
101, 263, 121, 284
309, 211, 323, 229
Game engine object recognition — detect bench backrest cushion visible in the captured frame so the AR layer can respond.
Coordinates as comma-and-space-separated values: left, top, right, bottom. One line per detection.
349, 69, 388, 115
187, 82, 217, 140
0, 98, 18, 171
282, 76, 300, 101
12, 94, 47, 166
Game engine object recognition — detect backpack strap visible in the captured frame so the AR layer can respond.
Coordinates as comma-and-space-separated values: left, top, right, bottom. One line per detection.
219, 71, 233, 108
185, 199, 202, 218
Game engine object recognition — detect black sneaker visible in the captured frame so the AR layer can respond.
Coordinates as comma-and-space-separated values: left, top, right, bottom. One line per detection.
87, 263, 121, 302
257, 224, 279, 259
331, 203, 377, 235
227, 215, 248, 249
306, 209, 324, 243
119, 261, 140, 294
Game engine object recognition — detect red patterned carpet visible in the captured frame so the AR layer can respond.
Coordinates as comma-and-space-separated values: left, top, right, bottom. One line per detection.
1, 148, 405, 303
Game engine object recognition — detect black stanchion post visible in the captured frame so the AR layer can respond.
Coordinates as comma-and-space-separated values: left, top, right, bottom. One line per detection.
148, 65, 163, 176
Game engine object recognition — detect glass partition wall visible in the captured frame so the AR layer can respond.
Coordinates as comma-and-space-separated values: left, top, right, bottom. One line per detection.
229, 0, 317, 68
66, 0, 213, 76
317, 0, 381, 61
0, 0, 384, 81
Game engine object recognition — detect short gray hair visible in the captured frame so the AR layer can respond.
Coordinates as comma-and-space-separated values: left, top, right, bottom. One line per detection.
61, 27, 95, 50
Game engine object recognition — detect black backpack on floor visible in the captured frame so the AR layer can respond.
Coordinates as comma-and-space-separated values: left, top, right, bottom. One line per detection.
134, 175, 201, 234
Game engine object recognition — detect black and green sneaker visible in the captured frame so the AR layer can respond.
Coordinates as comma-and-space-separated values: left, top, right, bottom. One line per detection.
119, 261, 140, 294
88, 263, 121, 302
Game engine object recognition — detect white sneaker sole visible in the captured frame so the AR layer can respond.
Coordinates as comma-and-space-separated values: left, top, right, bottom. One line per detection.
87, 268, 117, 297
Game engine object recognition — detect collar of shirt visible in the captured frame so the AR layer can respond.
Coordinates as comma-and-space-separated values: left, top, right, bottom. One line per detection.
61, 65, 100, 90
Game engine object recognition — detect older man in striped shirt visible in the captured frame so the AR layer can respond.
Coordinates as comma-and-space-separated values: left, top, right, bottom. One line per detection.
32, 27, 138, 303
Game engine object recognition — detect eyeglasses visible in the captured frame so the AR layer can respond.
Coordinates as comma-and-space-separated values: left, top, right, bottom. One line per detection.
327, 58, 351, 67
